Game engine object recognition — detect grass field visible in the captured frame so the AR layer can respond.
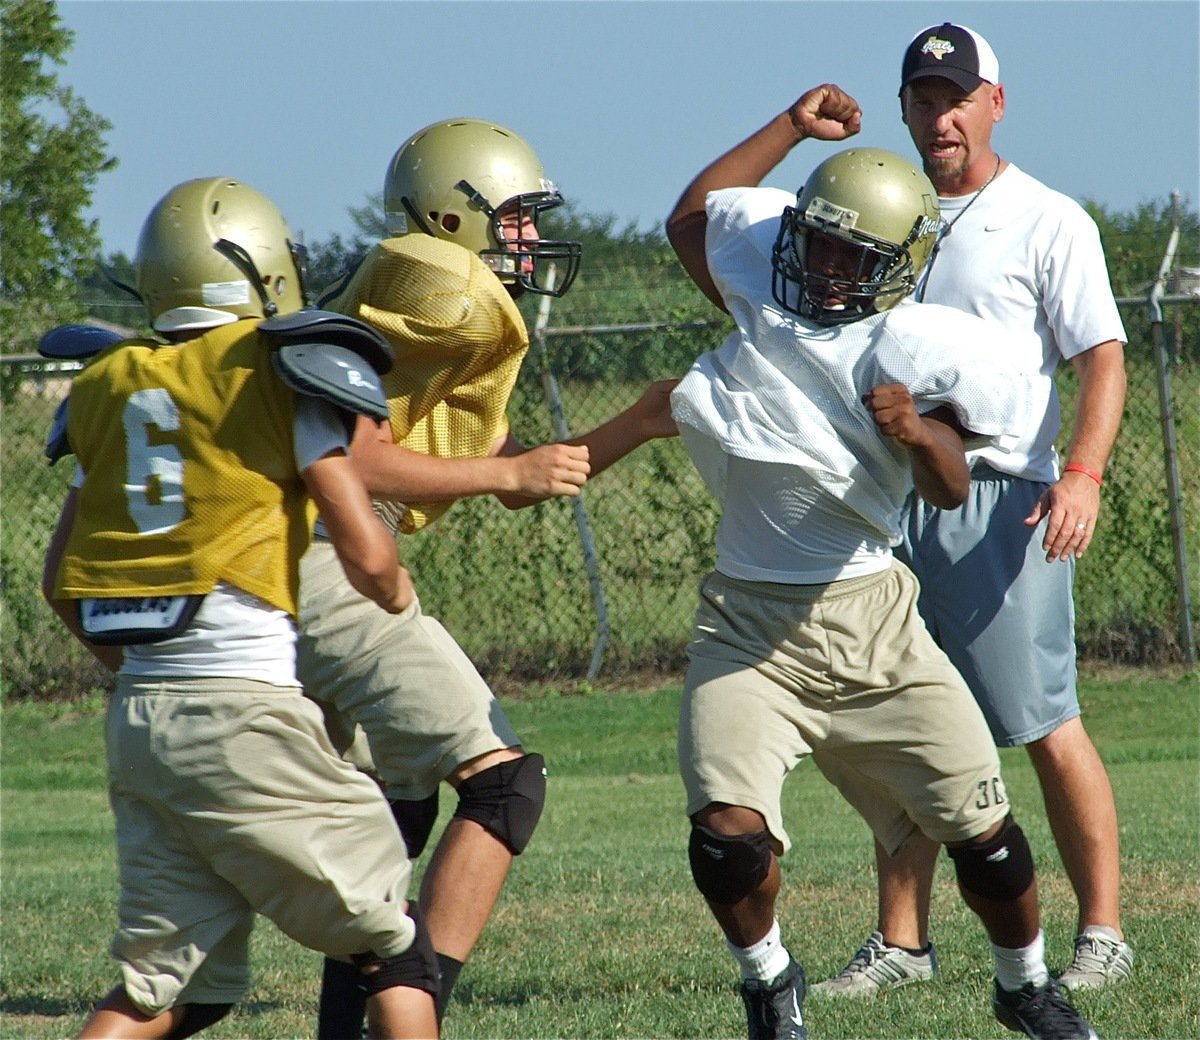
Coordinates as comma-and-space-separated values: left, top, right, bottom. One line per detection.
1, 670, 1197, 1039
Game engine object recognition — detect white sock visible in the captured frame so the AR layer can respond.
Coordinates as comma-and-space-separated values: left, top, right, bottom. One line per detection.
727, 919, 792, 981
992, 929, 1050, 992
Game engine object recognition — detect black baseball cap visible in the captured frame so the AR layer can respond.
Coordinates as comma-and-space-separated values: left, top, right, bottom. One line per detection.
900, 23, 1000, 95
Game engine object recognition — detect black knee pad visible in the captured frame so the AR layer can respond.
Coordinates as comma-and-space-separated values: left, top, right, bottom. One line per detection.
351, 902, 439, 997
688, 823, 772, 905
166, 1003, 234, 1040
390, 792, 440, 858
948, 814, 1035, 901
317, 957, 366, 1040
453, 752, 546, 855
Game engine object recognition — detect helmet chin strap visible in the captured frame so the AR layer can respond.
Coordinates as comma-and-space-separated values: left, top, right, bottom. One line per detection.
104, 266, 144, 306
400, 196, 435, 237
454, 179, 497, 217
214, 238, 278, 317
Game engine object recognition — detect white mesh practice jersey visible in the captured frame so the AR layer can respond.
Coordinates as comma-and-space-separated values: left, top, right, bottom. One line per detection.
671, 186, 1039, 581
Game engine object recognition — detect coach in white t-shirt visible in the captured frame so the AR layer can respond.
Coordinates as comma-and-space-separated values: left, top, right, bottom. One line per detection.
816, 22, 1132, 1000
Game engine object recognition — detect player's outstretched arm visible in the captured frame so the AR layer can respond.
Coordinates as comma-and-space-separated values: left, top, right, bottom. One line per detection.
666, 84, 862, 310
494, 378, 681, 509
863, 385, 969, 508
348, 414, 591, 506
304, 450, 413, 613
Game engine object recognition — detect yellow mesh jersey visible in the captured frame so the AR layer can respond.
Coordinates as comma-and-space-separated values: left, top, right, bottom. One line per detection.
324, 235, 529, 532
55, 320, 311, 615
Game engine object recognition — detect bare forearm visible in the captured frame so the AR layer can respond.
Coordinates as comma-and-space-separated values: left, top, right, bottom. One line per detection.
355, 440, 530, 501
561, 379, 680, 477
909, 425, 970, 508
1065, 340, 1126, 474
667, 111, 809, 235
305, 454, 411, 612
666, 85, 862, 310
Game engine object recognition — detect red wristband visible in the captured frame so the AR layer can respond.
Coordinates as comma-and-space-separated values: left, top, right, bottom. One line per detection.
1063, 463, 1103, 487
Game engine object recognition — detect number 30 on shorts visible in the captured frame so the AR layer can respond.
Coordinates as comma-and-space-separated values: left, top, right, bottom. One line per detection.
975, 776, 1007, 810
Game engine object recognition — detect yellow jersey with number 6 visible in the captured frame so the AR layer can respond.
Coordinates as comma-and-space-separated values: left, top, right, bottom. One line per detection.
55, 319, 310, 615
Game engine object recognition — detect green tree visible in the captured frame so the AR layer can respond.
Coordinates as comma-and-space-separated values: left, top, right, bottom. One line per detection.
1, 0, 115, 352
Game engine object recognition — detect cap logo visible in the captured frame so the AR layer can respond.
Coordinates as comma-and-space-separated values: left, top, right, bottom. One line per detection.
920, 35, 955, 61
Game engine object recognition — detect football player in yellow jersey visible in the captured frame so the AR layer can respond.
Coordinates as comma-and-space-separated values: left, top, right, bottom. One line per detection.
42, 178, 440, 1039
303, 118, 679, 1035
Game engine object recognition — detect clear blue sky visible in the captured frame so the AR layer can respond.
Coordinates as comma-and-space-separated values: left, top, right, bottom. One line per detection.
57, 0, 1200, 258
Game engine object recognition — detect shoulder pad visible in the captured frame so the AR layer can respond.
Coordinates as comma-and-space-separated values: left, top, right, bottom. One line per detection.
38, 323, 125, 360
258, 308, 393, 375
45, 397, 73, 465
272, 343, 389, 422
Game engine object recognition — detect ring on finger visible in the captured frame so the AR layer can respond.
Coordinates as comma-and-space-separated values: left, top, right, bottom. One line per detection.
1075, 521, 1088, 530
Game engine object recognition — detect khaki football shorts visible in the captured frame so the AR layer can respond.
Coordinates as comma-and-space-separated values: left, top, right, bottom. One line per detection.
678, 563, 1010, 856
297, 538, 521, 800
107, 676, 415, 1016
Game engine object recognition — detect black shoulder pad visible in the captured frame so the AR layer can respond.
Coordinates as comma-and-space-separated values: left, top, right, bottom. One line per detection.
38, 323, 125, 360
45, 397, 73, 465
272, 343, 390, 422
258, 308, 393, 375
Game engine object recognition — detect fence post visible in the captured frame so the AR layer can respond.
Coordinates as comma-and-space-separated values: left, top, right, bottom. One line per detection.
1148, 221, 1196, 663
530, 266, 611, 680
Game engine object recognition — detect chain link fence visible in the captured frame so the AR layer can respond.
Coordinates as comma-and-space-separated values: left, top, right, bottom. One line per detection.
2, 253, 1196, 702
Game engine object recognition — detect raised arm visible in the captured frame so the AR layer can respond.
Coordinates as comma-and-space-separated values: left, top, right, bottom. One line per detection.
665, 84, 863, 310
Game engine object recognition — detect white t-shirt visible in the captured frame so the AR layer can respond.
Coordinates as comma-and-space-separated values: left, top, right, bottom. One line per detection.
916, 163, 1126, 481
671, 186, 1037, 584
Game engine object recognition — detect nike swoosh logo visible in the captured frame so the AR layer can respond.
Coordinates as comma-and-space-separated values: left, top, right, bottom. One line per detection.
790, 989, 803, 1026
984, 224, 1004, 232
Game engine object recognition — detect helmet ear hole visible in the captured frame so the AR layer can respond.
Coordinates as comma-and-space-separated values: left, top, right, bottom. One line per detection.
440, 213, 460, 233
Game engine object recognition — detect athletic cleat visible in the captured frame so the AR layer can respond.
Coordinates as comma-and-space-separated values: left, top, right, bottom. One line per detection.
1055, 928, 1133, 990
809, 931, 937, 997
740, 957, 808, 1040
993, 978, 1098, 1040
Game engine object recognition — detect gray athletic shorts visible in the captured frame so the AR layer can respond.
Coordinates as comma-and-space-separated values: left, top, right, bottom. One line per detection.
898, 465, 1080, 746
296, 538, 521, 801
678, 564, 1009, 856
107, 675, 415, 1017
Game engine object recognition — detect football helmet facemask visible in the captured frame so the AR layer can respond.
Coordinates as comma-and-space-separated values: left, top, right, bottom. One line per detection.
771, 148, 942, 325
383, 118, 582, 297
135, 177, 307, 332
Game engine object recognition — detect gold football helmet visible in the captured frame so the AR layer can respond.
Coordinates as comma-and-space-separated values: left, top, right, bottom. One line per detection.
771, 148, 943, 324
382, 118, 581, 296
134, 177, 306, 332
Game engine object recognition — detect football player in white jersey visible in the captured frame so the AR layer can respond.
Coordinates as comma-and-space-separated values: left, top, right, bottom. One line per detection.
664, 84, 1098, 1040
